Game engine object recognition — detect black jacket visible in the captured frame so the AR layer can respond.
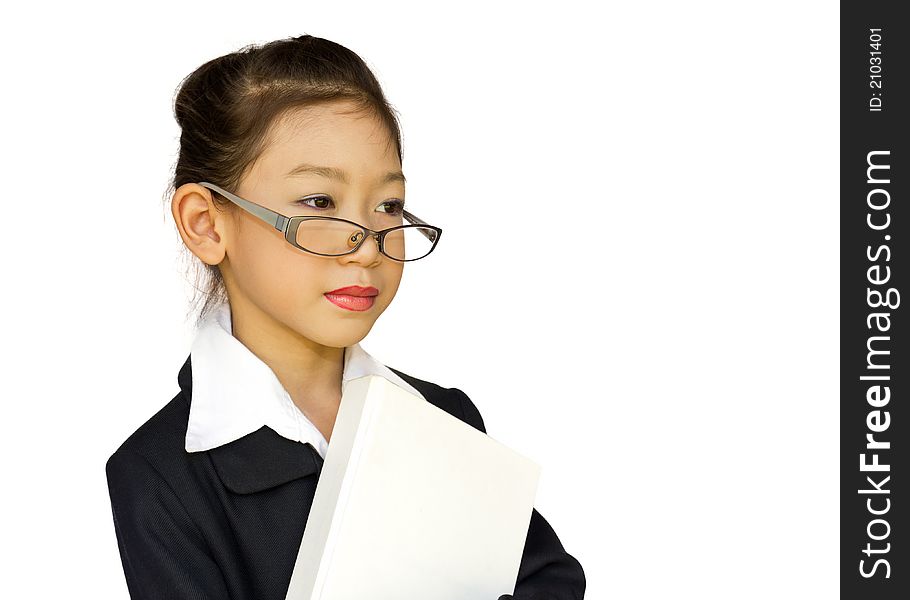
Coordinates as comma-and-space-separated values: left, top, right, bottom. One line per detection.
105, 354, 586, 599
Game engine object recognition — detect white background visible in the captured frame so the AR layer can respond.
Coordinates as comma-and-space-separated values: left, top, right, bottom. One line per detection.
1, 1, 838, 598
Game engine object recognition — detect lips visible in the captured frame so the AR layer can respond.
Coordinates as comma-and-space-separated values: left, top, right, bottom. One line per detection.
324, 286, 378, 312
325, 285, 379, 297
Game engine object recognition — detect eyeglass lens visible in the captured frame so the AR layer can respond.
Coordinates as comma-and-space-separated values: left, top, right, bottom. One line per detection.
295, 220, 436, 261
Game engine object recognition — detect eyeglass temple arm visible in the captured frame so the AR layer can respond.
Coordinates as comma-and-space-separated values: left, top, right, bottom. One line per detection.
402, 209, 439, 242
198, 182, 289, 231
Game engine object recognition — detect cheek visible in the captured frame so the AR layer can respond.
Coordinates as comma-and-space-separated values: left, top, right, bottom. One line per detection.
230, 229, 327, 308
376, 263, 404, 308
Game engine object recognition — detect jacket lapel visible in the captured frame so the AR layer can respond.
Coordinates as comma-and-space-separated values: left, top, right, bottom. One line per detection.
177, 353, 323, 494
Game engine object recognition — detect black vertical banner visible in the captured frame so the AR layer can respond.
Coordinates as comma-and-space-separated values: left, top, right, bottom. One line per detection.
841, 1, 907, 597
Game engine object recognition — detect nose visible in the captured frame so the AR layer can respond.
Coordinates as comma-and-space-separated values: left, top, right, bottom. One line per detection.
341, 229, 382, 264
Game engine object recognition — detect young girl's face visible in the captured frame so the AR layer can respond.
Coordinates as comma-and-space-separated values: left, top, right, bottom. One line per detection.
206, 100, 407, 349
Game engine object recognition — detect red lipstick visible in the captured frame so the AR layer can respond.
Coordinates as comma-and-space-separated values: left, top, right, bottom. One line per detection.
324, 285, 379, 312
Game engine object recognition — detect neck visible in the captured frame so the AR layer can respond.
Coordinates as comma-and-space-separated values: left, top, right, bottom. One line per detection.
227, 296, 344, 441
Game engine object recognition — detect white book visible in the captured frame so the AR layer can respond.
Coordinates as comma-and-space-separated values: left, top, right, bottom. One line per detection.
285, 374, 541, 600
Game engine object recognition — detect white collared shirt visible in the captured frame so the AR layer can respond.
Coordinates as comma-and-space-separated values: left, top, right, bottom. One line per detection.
184, 300, 424, 458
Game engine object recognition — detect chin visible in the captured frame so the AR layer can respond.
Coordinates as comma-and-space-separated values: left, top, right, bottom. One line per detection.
309, 315, 378, 348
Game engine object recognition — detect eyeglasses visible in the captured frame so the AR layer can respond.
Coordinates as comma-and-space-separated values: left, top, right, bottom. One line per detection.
197, 182, 442, 262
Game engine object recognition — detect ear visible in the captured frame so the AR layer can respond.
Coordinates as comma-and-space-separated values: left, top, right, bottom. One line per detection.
171, 183, 229, 266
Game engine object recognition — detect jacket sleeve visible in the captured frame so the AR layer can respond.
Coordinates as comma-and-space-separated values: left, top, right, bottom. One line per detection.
453, 387, 587, 600
105, 448, 230, 599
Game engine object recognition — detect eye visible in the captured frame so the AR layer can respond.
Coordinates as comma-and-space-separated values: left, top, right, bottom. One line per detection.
295, 195, 334, 210
294, 195, 404, 214
379, 199, 405, 215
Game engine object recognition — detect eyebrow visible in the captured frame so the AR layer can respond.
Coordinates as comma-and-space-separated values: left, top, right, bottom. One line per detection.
286, 162, 406, 185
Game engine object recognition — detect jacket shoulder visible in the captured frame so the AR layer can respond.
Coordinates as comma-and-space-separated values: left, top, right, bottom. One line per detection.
105, 390, 191, 479
386, 367, 487, 434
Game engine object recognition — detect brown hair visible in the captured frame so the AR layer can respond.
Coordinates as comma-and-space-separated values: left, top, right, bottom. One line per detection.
166, 34, 404, 328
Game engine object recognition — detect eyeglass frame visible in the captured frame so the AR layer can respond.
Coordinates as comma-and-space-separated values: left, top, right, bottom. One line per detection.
197, 181, 443, 262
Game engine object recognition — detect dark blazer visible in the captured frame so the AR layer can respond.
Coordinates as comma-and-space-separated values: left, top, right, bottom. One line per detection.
105, 354, 586, 599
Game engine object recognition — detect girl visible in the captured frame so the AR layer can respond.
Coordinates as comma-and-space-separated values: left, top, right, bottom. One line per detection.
105, 34, 585, 600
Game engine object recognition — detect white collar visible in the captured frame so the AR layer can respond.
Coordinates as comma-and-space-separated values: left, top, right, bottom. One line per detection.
184, 301, 424, 457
